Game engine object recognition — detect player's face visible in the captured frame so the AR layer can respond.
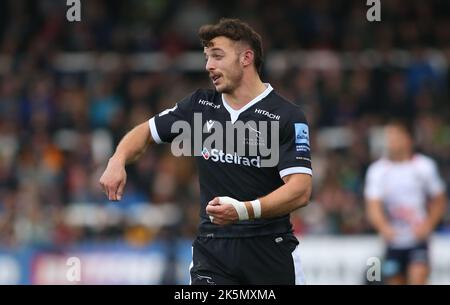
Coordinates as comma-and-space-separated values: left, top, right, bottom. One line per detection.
385, 125, 413, 157
204, 36, 244, 94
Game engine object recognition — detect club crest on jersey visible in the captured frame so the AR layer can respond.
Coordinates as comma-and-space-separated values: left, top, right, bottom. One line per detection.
245, 125, 265, 146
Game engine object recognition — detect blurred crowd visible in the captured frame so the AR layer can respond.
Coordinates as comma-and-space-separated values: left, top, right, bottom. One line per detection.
0, 0, 449, 248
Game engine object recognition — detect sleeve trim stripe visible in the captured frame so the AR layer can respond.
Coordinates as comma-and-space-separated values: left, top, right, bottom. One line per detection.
149, 117, 163, 144
279, 167, 312, 178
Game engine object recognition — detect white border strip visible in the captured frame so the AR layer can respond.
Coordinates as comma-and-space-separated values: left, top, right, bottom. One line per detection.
222, 83, 273, 124
189, 246, 193, 285
279, 167, 312, 178
292, 245, 306, 285
148, 117, 163, 144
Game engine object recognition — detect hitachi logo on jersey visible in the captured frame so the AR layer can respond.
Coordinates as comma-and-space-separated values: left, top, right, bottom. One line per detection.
202, 148, 261, 168
254, 108, 280, 120
198, 99, 220, 109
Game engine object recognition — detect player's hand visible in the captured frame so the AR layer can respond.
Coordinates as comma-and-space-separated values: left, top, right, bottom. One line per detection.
413, 222, 432, 241
206, 197, 239, 225
380, 226, 396, 242
99, 157, 127, 201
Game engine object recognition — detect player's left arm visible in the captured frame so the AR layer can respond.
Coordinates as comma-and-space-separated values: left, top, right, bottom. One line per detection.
206, 173, 311, 225
252, 173, 312, 218
414, 159, 448, 240
426, 192, 447, 228
415, 192, 447, 240
206, 106, 313, 225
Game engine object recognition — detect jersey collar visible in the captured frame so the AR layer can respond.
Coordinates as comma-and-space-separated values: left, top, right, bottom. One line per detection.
221, 83, 273, 124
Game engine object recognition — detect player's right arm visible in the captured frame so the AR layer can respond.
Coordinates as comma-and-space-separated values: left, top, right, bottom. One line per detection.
99, 91, 196, 202
414, 157, 447, 240
99, 121, 153, 201
366, 198, 395, 242
364, 163, 395, 241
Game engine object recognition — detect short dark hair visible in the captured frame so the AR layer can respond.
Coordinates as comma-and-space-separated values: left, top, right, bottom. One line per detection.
387, 118, 414, 137
198, 18, 263, 73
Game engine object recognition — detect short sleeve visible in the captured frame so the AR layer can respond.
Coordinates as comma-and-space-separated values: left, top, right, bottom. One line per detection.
364, 164, 383, 201
422, 159, 446, 197
277, 108, 313, 179
149, 91, 196, 144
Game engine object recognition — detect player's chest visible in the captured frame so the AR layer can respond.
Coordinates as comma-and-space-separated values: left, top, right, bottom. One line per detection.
382, 166, 424, 195
191, 108, 280, 168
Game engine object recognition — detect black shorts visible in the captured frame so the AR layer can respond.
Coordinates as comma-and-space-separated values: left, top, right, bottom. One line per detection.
189, 233, 305, 285
383, 243, 429, 278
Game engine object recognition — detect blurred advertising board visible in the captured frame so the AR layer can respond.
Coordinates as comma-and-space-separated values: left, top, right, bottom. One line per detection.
0, 236, 448, 284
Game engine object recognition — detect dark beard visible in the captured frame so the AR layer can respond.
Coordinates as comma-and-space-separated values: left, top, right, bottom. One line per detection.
219, 66, 243, 94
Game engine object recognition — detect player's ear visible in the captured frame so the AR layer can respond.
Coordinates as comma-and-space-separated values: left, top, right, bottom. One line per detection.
240, 49, 254, 67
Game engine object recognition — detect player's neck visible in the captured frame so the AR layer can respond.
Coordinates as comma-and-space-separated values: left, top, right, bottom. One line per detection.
223, 75, 266, 110
389, 150, 413, 162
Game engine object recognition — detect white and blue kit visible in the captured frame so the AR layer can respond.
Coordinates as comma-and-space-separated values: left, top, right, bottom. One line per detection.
365, 154, 446, 277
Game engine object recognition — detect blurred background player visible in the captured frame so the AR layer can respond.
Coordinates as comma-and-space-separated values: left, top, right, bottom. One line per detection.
365, 119, 447, 284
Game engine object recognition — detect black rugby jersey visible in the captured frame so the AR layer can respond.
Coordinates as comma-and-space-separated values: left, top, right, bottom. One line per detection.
149, 84, 312, 237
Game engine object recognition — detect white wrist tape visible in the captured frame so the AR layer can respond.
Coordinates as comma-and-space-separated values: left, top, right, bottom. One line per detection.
218, 196, 249, 221
250, 199, 262, 219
